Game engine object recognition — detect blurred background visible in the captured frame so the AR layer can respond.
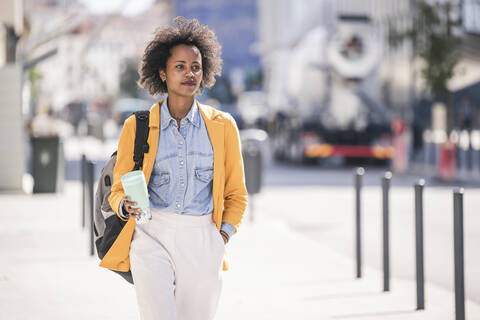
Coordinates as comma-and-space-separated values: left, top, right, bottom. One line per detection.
2, 0, 480, 187
2, 0, 480, 317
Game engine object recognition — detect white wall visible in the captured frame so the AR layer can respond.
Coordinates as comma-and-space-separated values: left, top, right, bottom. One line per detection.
0, 0, 23, 34
0, 1, 24, 191
0, 65, 24, 191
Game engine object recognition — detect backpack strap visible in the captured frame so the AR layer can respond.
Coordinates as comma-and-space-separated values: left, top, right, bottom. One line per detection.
133, 111, 150, 171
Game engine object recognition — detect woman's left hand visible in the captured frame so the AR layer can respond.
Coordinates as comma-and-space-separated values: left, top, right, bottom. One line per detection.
220, 230, 229, 244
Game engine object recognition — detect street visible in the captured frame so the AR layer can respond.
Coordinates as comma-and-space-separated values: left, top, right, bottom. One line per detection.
2, 134, 479, 319
63, 135, 480, 304
257, 156, 480, 304
61, 134, 480, 307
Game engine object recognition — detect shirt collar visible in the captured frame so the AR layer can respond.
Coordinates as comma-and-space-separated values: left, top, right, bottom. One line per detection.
160, 98, 199, 130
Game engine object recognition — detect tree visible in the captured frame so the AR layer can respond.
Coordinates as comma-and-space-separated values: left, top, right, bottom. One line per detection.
119, 58, 140, 98
389, 0, 461, 132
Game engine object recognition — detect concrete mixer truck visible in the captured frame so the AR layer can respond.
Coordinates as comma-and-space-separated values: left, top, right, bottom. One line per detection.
268, 15, 393, 165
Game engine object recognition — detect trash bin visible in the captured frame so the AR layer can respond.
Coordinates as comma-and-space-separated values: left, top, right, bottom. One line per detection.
31, 135, 65, 193
241, 129, 268, 195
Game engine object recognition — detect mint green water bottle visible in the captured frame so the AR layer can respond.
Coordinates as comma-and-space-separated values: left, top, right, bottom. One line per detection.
121, 170, 151, 224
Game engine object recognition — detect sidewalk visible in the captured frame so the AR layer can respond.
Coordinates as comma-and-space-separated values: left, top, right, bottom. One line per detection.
218, 220, 480, 319
2, 182, 480, 319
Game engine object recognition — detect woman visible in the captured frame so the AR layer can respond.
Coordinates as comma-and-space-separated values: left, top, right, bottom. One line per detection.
101, 17, 248, 320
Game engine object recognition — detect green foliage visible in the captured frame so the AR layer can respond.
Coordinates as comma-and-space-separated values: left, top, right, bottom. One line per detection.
120, 59, 140, 98
389, 1, 461, 100
28, 67, 42, 101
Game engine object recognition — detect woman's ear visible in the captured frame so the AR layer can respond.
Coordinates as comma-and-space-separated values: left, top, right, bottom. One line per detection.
159, 69, 166, 82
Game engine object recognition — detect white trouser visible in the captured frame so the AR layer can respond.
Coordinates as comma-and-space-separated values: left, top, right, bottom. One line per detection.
130, 209, 225, 320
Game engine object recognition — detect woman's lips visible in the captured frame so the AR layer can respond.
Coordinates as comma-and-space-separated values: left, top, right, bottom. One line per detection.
182, 81, 195, 86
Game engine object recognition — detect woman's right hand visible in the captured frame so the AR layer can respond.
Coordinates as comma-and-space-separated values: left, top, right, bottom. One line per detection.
122, 195, 142, 217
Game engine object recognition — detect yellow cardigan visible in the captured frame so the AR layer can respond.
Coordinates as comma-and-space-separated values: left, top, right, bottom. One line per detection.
100, 100, 248, 272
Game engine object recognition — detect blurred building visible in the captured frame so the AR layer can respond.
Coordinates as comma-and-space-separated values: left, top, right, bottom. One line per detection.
0, 0, 25, 191
259, 0, 480, 125
23, 0, 170, 113
175, 0, 260, 93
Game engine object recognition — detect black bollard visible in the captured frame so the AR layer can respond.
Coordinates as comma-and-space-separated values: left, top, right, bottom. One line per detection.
86, 160, 95, 256
81, 154, 87, 228
355, 167, 364, 279
453, 188, 465, 320
382, 171, 392, 292
415, 180, 425, 310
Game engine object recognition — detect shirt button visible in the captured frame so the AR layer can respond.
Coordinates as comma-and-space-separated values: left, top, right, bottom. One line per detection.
181, 182, 185, 187
176, 204, 180, 208
180, 160, 184, 165
179, 141, 184, 145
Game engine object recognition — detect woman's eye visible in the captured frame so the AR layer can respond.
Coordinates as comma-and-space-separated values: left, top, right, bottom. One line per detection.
192, 65, 201, 72
176, 65, 183, 70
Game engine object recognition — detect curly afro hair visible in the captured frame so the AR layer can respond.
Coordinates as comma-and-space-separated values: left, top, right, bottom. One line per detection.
138, 16, 223, 96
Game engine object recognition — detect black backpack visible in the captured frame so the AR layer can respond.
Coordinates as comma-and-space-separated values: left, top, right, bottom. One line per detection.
93, 111, 150, 284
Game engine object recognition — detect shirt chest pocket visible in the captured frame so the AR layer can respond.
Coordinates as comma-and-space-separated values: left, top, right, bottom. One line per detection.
193, 167, 213, 203
149, 171, 171, 206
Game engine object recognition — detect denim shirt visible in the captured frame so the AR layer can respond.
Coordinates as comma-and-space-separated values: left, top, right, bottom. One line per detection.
147, 98, 235, 237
